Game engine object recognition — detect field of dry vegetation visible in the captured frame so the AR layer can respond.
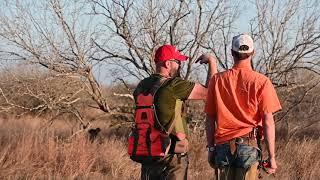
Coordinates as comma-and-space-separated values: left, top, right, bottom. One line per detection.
0, 70, 319, 180
0, 114, 319, 180
0, 67, 319, 180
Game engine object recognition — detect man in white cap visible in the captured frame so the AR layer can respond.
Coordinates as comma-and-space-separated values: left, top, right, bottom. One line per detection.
205, 34, 282, 179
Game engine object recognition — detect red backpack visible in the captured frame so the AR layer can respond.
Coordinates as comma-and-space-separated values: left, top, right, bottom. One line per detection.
128, 78, 174, 163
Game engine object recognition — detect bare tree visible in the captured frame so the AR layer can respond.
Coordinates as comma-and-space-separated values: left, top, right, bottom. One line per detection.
0, 66, 91, 127
0, 0, 319, 136
0, 0, 112, 122
89, 0, 240, 81
249, 0, 320, 137
89, 0, 320, 135
250, 0, 320, 84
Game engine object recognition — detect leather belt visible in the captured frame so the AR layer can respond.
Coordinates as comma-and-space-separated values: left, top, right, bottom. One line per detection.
219, 133, 258, 155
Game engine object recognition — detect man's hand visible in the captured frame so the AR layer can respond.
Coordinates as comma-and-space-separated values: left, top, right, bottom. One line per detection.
208, 151, 216, 169
196, 53, 216, 65
267, 157, 277, 174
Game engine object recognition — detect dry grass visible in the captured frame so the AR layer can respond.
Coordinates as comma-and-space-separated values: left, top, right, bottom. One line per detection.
0, 117, 140, 179
276, 138, 320, 180
0, 117, 319, 180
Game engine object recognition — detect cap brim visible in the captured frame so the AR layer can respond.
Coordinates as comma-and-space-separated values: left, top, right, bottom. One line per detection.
175, 54, 189, 61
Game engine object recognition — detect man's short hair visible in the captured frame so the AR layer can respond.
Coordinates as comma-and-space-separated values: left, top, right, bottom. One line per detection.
231, 50, 254, 60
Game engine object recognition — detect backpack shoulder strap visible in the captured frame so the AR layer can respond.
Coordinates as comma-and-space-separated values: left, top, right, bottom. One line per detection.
148, 76, 176, 133
150, 77, 178, 135
149, 76, 170, 96
166, 116, 176, 135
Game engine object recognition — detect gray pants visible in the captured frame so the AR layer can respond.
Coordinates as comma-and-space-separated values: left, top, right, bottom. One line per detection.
141, 154, 189, 180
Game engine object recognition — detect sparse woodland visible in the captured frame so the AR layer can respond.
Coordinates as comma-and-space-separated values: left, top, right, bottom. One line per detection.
0, 0, 319, 179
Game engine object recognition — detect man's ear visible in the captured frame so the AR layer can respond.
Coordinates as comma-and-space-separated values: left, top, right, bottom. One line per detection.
164, 60, 171, 68
231, 49, 235, 57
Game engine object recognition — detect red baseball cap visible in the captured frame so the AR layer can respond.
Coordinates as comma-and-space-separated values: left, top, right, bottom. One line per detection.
154, 45, 189, 63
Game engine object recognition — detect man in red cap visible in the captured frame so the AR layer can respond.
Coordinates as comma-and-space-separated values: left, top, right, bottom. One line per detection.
133, 44, 217, 179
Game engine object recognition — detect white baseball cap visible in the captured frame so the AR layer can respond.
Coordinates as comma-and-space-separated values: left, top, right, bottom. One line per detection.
232, 34, 254, 53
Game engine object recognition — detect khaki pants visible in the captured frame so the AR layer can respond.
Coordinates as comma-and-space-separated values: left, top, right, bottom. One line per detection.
215, 162, 259, 180
141, 154, 188, 180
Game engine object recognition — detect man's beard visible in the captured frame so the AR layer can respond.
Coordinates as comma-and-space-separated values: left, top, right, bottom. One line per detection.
169, 67, 181, 78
